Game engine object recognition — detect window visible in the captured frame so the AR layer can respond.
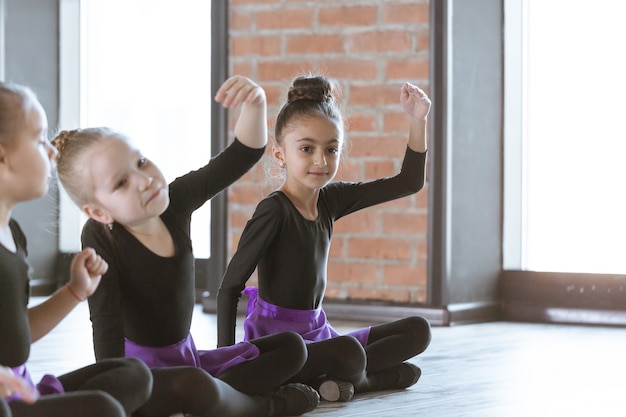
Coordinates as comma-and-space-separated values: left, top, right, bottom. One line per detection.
504, 0, 626, 274
0, 0, 5, 80
59, 0, 212, 257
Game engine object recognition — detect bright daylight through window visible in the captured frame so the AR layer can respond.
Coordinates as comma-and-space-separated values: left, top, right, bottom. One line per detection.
60, 0, 212, 257
514, 0, 626, 273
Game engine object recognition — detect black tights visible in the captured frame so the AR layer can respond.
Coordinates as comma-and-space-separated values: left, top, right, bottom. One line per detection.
366, 315, 431, 372
220, 331, 308, 395
290, 316, 431, 393
9, 358, 152, 417
135, 331, 308, 417
134, 367, 269, 417
0, 399, 10, 417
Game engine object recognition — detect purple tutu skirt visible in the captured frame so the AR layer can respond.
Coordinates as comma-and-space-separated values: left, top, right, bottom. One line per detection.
124, 333, 260, 377
243, 287, 370, 347
6, 365, 63, 403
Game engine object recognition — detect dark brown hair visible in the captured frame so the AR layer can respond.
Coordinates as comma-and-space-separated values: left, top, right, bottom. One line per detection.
274, 75, 344, 145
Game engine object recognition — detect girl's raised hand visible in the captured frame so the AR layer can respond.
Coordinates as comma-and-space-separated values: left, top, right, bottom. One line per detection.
0, 366, 39, 403
400, 82, 431, 121
66, 248, 108, 301
215, 75, 266, 109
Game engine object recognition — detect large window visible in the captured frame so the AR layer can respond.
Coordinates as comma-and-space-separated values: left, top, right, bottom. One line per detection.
59, 0, 212, 257
505, 0, 626, 274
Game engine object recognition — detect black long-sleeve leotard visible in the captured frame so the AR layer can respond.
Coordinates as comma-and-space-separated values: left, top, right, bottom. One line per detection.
0, 220, 32, 367
217, 147, 427, 347
83, 139, 265, 360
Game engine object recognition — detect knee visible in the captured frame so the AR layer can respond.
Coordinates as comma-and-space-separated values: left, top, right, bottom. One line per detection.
405, 316, 432, 354
273, 331, 309, 369
88, 391, 127, 417
121, 357, 153, 400
332, 336, 367, 371
171, 368, 222, 415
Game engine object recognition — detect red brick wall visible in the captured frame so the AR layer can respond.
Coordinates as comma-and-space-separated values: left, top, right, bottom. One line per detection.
227, 0, 430, 304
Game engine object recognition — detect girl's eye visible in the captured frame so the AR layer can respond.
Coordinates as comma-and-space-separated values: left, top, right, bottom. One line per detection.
328, 147, 339, 155
138, 157, 147, 167
115, 179, 128, 189
300, 146, 312, 153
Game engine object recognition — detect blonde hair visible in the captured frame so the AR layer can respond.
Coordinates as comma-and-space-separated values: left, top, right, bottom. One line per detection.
0, 82, 38, 147
52, 127, 127, 207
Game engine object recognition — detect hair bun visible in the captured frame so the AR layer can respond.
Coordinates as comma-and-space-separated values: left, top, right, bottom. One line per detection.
287, 75, 335, 104
51, 129, 78, 162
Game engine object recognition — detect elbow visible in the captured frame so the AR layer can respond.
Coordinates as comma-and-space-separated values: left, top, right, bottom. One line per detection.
405, 178, 426, 194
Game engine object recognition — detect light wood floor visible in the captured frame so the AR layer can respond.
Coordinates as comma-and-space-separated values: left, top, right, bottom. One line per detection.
26, 298, 626, 417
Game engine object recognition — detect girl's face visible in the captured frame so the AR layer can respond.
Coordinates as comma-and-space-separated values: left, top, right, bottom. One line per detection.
275, 114, 343, 193
2, 102, 56, 203
83, 137, 169, 228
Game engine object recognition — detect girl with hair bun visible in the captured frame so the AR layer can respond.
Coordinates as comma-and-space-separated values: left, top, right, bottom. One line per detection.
217, 74, 433, 402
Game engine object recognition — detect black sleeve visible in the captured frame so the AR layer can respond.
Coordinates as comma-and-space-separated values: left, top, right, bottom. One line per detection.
82, 221, 126, 360
216, 197, 280, 347
168, 138, 266, 218
328, 147, 427, 219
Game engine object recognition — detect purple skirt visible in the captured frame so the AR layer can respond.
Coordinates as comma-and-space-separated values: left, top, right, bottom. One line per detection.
124, 333, 260, 377
243, 287, 370, 347
6, 365, 63, 403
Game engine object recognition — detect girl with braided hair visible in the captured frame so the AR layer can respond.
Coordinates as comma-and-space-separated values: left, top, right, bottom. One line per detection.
52, 75, 321, 417
0, 81, 153, 417
217, 74, 433, 402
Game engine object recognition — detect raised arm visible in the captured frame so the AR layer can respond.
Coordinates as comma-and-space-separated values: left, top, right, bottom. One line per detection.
400, 82, 431, 153
215, 75, 268, 149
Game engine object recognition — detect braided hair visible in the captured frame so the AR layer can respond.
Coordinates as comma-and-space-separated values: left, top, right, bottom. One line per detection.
51, 127, 127, 208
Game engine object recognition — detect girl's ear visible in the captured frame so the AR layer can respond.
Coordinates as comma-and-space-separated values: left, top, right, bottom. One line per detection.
271, 145, 285, 167
82, 204, 114, 225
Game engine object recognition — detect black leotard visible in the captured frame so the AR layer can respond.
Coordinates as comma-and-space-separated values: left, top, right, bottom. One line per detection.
0, 220, 32, 367
83, 139, 265, 360
217, 147, 427, 346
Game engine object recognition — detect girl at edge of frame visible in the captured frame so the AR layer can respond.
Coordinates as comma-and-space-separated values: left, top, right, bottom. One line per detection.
52, 75, 320, 417
0, 82, 153, 417
216, 74, 433, 402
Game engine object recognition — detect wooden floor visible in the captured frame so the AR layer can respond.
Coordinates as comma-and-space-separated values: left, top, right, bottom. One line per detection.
26, 298, 626, 417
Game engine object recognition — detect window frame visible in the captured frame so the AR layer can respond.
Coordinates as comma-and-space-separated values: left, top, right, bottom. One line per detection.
57, 0, 228, 296
500, 0, 626, 325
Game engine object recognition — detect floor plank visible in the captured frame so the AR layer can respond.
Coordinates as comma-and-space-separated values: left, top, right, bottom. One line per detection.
26, 298, 626, 416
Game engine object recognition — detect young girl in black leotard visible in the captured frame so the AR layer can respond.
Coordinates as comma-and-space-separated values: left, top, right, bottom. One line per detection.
217, 75, 433, 401
53, 75, 319, 417
0, 82, 153, 417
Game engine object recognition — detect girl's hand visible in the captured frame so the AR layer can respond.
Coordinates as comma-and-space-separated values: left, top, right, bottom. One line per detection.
215, 75, 266, 109
400, 82, 431, 121
0, 366, 39, 403
66, 248, 108, 301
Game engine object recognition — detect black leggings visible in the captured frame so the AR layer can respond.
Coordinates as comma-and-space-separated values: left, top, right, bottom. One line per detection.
9, 357, 152, 417
134, 331, 308, 417
0, 398, 10, 417
134, 367, 270, 417
290, 316, 432, 393
219, 331, 308, 395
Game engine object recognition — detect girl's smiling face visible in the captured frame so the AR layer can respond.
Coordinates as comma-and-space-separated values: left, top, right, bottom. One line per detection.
274, 114, 343, 193
82, 137, 169, 228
